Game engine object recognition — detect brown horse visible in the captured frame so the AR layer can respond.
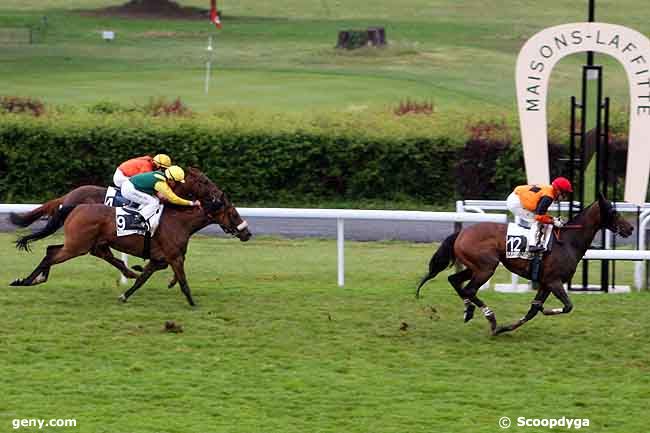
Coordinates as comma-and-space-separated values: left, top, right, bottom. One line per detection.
416, 194, 633, 335
10, 168, 252, 306
9, 185, 107, 227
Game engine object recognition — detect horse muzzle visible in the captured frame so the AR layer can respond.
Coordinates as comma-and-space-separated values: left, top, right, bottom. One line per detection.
235, 220, 252, 242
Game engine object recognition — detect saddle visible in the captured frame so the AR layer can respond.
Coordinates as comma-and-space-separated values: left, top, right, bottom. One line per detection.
104, 186, 134, 208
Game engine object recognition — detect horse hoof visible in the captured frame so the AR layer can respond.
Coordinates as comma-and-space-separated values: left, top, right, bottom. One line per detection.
118, 294, 127, 303
463, 305, 475, 323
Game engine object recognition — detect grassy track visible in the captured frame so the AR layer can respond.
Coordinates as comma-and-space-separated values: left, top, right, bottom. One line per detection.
1, 232, 649, 432
1, 1, 647, 112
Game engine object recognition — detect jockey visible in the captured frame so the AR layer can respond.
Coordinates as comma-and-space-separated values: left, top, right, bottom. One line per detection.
113, 154, 172, 188
120, 165, 200, 226
506, 177, 573, 252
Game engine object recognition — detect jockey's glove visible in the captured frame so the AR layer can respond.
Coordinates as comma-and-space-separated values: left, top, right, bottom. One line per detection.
535, 214, 554, 225
553, 217, 565, 228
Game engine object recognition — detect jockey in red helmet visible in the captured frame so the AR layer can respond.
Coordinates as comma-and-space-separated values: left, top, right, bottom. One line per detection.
506, 177, 573, 252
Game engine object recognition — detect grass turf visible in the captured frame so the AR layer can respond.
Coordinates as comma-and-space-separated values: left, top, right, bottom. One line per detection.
0, 1, 647, 113
1, 232, 649, 433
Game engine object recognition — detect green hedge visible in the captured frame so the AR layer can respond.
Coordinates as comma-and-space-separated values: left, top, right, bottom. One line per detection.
0, 108, 631, 205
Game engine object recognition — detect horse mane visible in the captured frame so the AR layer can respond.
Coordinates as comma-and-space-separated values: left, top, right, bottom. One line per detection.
164, 167, 229, 213
184, 167, 224, 198
566, 201, 596, 225
565, 196, 611, 226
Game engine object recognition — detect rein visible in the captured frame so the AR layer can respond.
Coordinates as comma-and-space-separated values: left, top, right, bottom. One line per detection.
553, 224, 583, 242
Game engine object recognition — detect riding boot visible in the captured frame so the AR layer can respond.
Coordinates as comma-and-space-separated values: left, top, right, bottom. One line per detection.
528, 223, 545, 253
530, 255, 542, 289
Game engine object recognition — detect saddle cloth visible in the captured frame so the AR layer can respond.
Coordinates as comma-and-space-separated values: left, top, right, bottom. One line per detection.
104, 186, 133, 208
506, 223, 553, 260
115, 205, 164, 237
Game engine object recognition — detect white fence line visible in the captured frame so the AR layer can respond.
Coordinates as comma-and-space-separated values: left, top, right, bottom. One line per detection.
3, 203, 650, 289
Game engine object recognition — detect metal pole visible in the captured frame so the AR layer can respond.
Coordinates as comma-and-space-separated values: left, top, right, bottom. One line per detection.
204, 36, 213, 95
580, 66, 589, 289
587, 0, 595, 65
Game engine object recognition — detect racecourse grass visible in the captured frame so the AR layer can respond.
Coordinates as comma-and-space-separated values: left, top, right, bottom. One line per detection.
0, 1, 647, 113
1, 232, 649, 433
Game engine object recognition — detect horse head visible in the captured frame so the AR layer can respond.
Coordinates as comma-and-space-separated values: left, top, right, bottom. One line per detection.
181, 168, 252, 242
598, 193, 633, 238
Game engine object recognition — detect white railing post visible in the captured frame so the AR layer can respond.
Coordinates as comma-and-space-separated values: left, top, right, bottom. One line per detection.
633, 210, 650, 290
120, 252, 129, 285
337, 218, 344, 287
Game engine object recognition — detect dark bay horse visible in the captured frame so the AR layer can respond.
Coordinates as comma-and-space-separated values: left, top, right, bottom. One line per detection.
416, 194, 633, 335
10, 168, 252, 306
9, 185, 106, 227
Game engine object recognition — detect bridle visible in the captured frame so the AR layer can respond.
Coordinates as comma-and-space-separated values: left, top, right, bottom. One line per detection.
206, 192, 249, 238
183, 173, 249, 238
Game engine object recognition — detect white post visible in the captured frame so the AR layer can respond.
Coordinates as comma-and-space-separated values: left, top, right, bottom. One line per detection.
337, 218, 344, 287
120, 252, 128, 285
634, 210, 650, 290
205, 36, 213, 95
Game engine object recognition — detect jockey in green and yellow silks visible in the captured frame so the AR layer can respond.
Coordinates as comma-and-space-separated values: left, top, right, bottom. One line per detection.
120, 166, 200, 224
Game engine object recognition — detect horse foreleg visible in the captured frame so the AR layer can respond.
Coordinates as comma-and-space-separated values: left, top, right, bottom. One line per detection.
168, 256, 195, 307
494, 289, 551, 335
119, 260, 167, 302
542, 284, 573, 316
91, 245, 140, 279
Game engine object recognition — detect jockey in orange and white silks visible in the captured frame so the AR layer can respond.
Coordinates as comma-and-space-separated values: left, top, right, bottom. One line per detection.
506, 177, 573, 252
113, 154, 172, 188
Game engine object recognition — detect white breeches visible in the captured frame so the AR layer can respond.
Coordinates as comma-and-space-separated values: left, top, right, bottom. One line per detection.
507, 192, 542, 247
506, 192, 536, 224
120, 181, 160, 220
113, 169, 129, 188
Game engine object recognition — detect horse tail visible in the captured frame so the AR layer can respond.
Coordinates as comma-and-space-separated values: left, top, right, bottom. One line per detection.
16, 205, 76, 252
9, 196, 66, 227
416, 231, 460, 298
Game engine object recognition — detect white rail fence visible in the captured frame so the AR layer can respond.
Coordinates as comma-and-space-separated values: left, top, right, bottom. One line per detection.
3, 203, 650, 289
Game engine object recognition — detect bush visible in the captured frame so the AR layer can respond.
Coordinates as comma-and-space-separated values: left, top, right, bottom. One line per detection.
0, 96, 45, 116
88, 100, 138, 115
0, 105, 633, 205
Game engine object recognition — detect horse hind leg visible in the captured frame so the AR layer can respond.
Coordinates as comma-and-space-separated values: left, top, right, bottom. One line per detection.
11, 244, 77, 286
448, 268, 475, 322
461, 272, 498, 334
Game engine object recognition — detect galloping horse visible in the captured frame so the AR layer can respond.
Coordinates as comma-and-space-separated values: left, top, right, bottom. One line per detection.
9, 185, 107, 227
10, 168, 252, 306
416, 194, 633, 335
